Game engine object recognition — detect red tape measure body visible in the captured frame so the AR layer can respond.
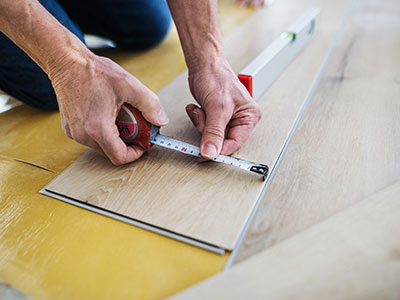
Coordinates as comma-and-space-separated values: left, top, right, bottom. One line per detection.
116, 104, 153, 149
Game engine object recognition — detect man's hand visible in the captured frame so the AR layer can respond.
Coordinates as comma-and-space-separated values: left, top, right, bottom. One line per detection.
49, 53, 168, 165
167, 0, 262, 160
0, 0, 168, 165
186, 58, 261, 159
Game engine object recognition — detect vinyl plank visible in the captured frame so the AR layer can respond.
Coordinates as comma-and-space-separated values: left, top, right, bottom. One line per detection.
234, 0, 400, 261
44, 0, 351, 250
171, 180, 400, 299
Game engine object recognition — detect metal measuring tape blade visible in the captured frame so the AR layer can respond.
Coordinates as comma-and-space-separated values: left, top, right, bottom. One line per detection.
116, 104, 268, 180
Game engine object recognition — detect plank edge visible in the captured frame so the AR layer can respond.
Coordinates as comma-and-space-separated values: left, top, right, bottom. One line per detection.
39, 187, 226, 255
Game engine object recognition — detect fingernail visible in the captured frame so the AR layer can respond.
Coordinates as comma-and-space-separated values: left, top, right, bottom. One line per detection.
203, 143, 217, 158
158, 110, 168, 125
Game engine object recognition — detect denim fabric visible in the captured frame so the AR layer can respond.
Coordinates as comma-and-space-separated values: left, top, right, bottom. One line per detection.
0, 0, 171, 110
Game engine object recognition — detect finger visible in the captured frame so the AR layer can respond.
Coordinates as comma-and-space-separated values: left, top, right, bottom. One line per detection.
123, 76, 168, 127
99, 129, 146, 165
186, 104, 206, 134
221, 123, 253, 154
86, 117, 146, 165
221, 123, 253, 155
200, 103, 232, 159
219, 103, 261, 155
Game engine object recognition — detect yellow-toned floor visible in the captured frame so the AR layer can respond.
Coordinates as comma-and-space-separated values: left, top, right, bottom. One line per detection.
0, 2, 255, 299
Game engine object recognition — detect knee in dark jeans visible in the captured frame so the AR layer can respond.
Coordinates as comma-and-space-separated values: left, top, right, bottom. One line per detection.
113, 3, 172, 50
0, 71, 58, 111
29, 90, 59, 111
9, 86, 58, 111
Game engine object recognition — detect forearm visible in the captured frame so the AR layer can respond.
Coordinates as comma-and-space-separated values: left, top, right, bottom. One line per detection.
167, 0, 224, 73
0, 0, 91, 77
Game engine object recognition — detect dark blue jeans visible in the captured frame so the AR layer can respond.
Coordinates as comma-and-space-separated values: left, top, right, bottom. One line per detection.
0, 0, 171, 110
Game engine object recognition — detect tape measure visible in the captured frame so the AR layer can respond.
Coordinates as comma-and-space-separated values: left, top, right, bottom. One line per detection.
116, 104, 268, 180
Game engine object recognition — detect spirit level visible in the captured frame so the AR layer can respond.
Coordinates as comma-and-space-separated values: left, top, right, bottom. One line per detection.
238, 9, 319, 100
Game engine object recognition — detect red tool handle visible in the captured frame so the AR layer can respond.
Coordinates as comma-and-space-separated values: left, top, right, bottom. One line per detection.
238, 74, 253, 97
116, 104, 153, 150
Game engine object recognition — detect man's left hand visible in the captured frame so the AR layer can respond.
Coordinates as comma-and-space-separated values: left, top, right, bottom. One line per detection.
186, 58, 262, 159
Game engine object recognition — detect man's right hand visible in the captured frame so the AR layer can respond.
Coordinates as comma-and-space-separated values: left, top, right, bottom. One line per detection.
0, 0, 168, 165
48, 52, 169, 165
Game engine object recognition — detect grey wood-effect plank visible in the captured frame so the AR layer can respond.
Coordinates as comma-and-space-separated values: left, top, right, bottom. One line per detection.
233, 0, 400, 262
44, 0, 350, 250
171, 179, 400, 299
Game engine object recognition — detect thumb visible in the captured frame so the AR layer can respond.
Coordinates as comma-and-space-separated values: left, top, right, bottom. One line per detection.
124, 77, 168, 126
200, 108, 231, 159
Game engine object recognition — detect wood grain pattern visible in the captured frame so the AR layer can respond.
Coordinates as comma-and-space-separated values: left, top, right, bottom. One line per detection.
171, 180, 400, 299
45, 0, 350, 250
233, 0, 400, 261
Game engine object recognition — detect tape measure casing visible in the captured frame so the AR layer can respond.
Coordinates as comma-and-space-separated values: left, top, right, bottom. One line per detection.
116, 104, 156, 150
